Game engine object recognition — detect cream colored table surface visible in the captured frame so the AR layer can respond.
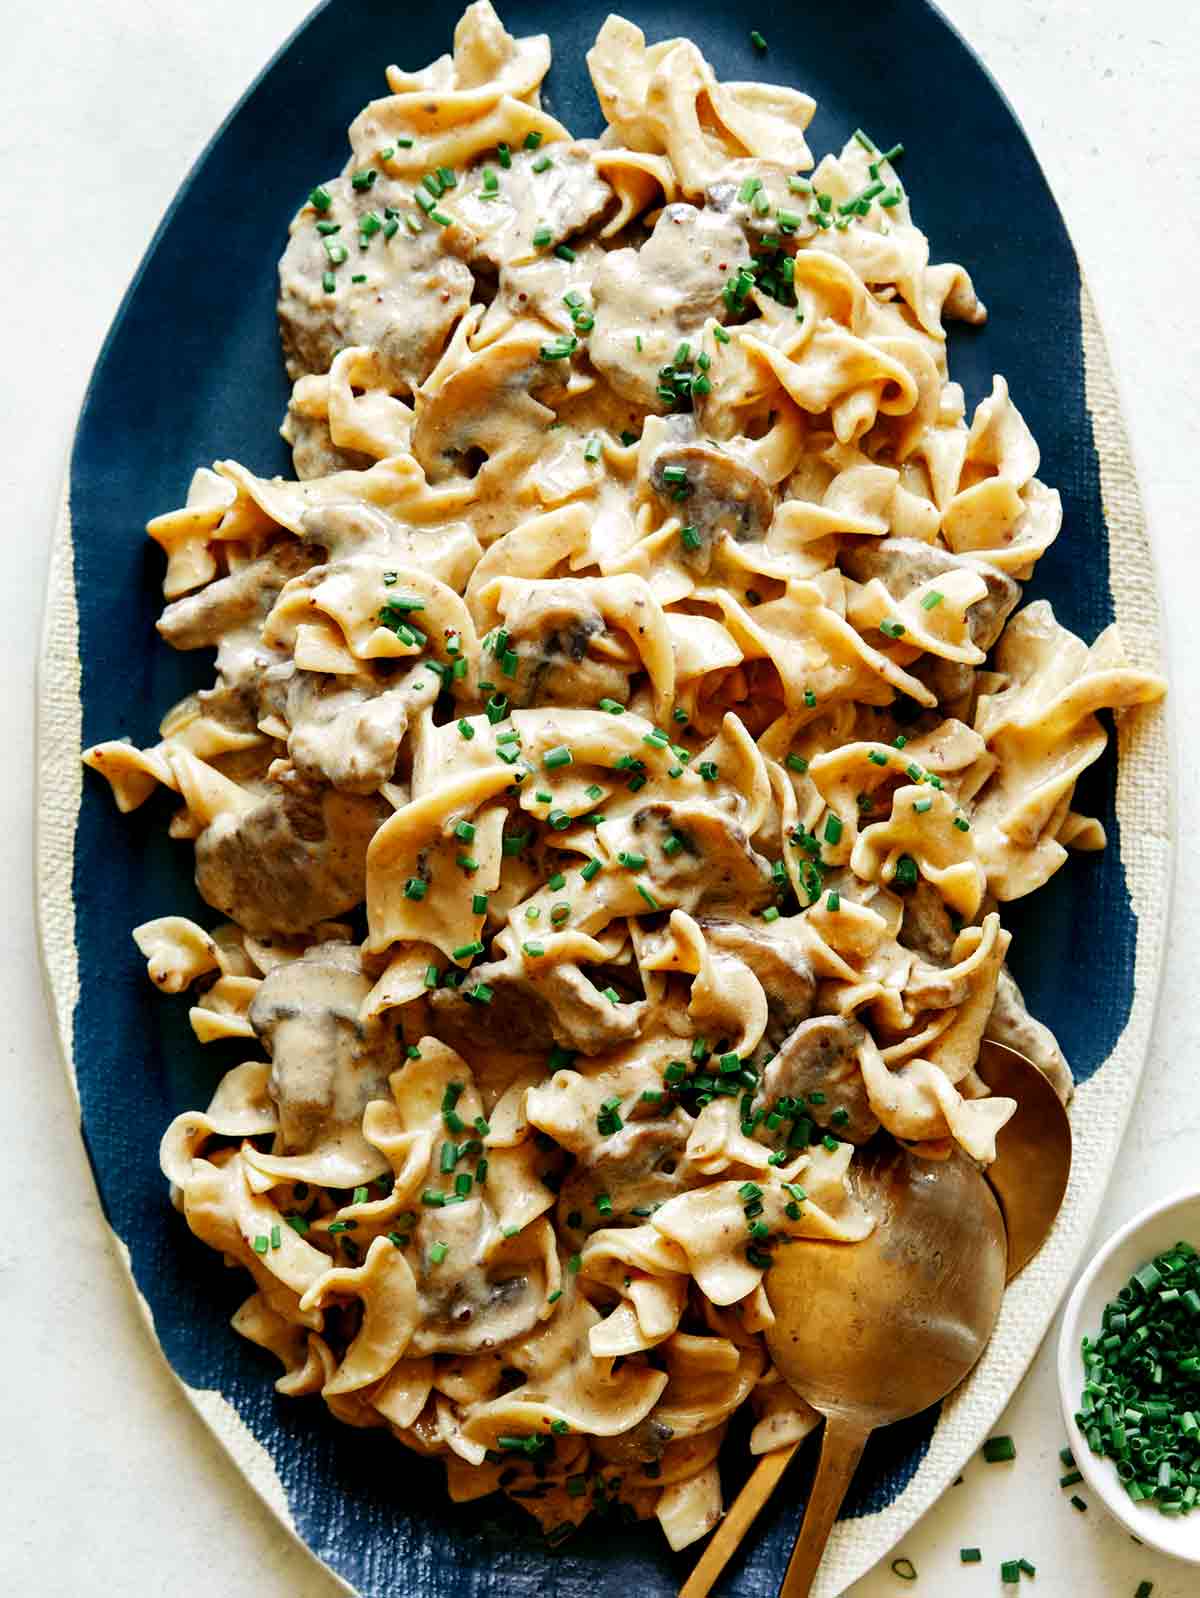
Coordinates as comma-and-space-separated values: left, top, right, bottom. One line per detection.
5, 0, 1197, 1592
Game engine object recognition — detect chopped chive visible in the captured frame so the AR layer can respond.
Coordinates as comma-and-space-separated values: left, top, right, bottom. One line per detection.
750, 29, 767, 50
524, 131, 543, 150
960, 1549, 981, 1563
982, 1436, 1017, 1464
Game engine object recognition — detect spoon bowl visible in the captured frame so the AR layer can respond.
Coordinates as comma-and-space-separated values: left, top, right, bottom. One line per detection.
976, 1039, 1073, 1280
762, 1144, 1007, 1597
765, 1145, 1008, 1426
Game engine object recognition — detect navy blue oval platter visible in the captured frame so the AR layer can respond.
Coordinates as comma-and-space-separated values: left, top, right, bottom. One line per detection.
61, 1, 1151, 1593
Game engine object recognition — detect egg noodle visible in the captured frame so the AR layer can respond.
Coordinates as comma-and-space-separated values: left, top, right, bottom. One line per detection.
83, 4, 1165, 1551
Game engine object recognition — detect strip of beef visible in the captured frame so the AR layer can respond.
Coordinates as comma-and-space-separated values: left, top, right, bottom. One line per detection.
278, 175, 474, 390
195, 767, 387, 935
757, 1015, 878, 1143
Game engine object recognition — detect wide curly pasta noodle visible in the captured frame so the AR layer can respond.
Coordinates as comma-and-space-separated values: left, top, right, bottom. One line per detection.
82, 2, 1165, 1557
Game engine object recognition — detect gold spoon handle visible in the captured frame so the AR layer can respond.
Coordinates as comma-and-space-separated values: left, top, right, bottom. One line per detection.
677, 1443, 800, 1598
778, 1416, 871, 1598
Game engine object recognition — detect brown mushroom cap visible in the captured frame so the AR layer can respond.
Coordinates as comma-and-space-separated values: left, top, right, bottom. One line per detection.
840, 536, 1020, 650
649, 441, 773, 573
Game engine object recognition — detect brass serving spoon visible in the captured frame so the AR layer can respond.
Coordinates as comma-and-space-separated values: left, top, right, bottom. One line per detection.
976, 1038, 1073, 1279
679, 1045, 1073, 1598
679, 1144, 1006, 1598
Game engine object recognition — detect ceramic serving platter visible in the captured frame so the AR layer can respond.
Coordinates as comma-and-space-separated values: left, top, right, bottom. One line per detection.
36, 1, 1172, 1592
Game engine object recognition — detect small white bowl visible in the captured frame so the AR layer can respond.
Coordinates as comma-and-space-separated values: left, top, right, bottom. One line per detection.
1057, 1188, 1200, 1563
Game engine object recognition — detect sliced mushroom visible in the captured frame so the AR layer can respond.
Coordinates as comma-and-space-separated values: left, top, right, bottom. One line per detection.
248, 941, 401, 1157
480, 583, 627, 709
277, 175, 474, 390
698, 917, 817, 1050
839, 537, 1019, 650
157, 542, 316, 652
195, 768, 387, 935
649, 441, 773, 573
758, 1015, 879, 1143
589, 203, 746, 409
409, 1201, 545, 1356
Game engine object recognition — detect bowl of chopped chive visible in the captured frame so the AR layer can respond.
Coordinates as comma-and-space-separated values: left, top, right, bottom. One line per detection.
1058, 1189, 1200, 1562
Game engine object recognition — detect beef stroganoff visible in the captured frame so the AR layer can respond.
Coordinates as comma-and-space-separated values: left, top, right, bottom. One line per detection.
83, 3, 1165, 1551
